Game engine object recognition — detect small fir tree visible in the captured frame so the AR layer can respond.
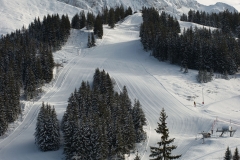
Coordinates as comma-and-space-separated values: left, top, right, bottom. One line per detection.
224, 146, 232, 160
149, 108, 181, 160
233, 147, 239, 160
91, 32, 96, 46
108, 8, 115, 28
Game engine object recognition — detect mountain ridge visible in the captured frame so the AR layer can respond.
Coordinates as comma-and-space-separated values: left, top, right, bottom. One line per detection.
57, 0, 238, 17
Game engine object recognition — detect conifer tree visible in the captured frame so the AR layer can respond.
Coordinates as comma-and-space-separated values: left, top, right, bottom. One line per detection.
150, 108, 181, 160
132, 99, 147, 142
125, 7, 133, 17
224, 146, 232, 160
87, 12, 95, 30
94, 14, 103, 39
108, 8, 115, 28
91, 32, 96, 46
102, 7, 109, 24
71, 13, 80, 29
80, 11, 86, 29
233, 147, 239, 160
35, 103, 60, 151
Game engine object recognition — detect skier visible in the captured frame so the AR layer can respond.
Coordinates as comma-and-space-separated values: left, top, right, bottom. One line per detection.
194, 101, 196, 107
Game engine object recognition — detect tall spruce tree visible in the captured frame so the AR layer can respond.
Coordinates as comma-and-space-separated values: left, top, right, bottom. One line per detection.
132, 99, 147, 142
150, 108, 181, 160
35, 103, 60, 151
94, 14, 103, 39
108, 8, 115, 28
71, 13, 81, 29
80, 11, 86, 29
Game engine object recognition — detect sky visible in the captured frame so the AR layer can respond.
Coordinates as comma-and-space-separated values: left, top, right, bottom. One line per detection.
197, 0, 240, 11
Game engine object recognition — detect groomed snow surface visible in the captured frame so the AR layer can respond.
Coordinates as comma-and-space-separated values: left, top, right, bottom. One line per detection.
0, 11, 240, 160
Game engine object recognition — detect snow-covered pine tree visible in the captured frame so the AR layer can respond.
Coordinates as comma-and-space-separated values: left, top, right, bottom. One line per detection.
93, 68, 101, 91
233, 147, 239, 160
102, 6, 109, 24
71, 13, 80, 29
150, 108, 181, 160
100, 70, 107, 94
97, 119, 108, 159
35, 103, 60, 151
35, 103, 45, 148
63, 111, 79, 159
86, 12, 95, 30
49, 106, 60, 150
224, 146, 232, 160
132, 99, 147, 142
70, 124, 83, 159
115, 122, 125, 159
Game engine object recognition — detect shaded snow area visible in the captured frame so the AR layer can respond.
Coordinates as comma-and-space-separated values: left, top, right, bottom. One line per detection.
0, 11, 240, 160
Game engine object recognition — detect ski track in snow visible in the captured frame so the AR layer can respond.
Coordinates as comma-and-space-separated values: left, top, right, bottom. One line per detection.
0, 12, 240, 160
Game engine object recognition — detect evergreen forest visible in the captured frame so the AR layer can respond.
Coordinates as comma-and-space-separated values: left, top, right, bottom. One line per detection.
180, 9, 240, 37
140, 7, 240, 76
0, 14, 71, 136
61, 68, 147, 160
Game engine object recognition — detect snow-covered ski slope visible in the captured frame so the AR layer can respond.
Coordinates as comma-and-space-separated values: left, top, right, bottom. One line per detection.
0, 11, 240, 159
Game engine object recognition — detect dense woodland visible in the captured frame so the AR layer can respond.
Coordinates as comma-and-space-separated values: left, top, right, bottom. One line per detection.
140, 7, 240, 76
61, 69, 146, 160
0, 14, 71, 136
180, 9, 240, 37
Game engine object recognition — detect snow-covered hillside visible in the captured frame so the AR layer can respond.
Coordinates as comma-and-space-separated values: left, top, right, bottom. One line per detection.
0, 0, 237, 35
0, 11, 240, 159
0, 0, 85, 35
